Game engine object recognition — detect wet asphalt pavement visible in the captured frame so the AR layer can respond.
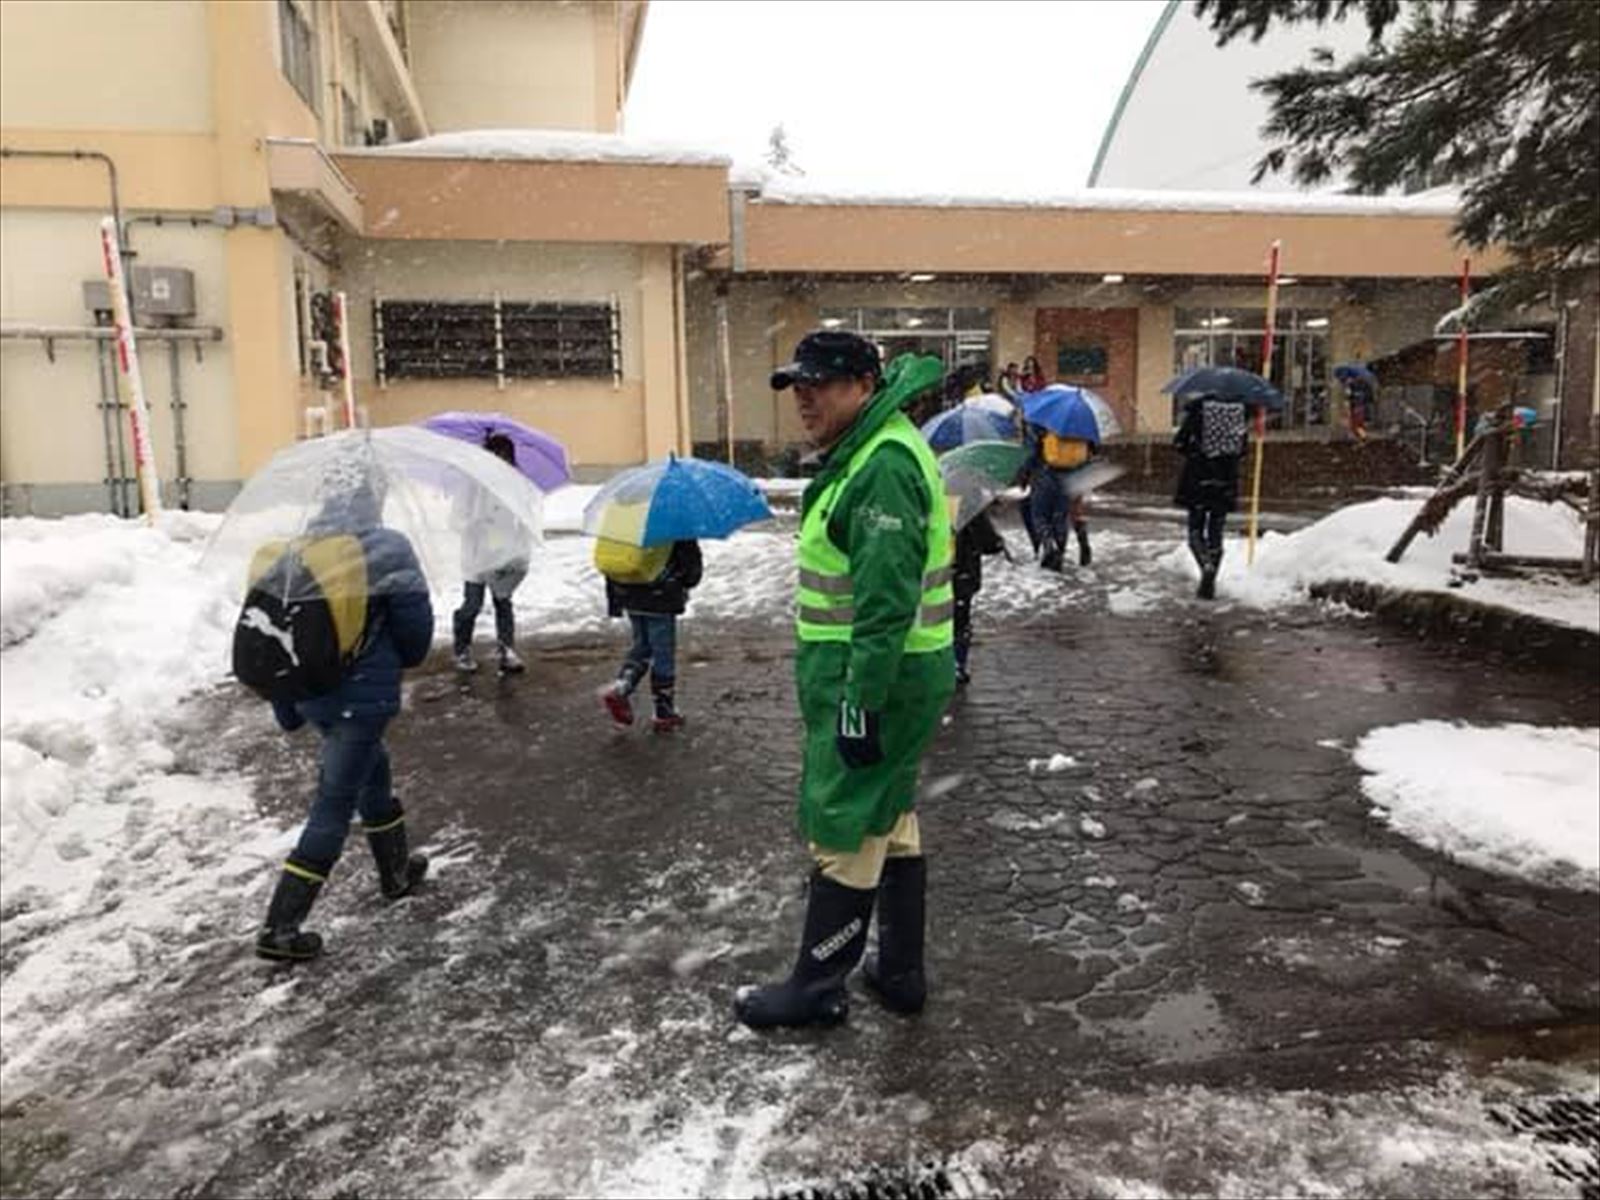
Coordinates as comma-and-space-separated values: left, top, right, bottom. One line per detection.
3, 516, 1598, 1199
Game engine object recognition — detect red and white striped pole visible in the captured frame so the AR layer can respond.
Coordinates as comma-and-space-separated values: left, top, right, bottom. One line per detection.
99, 216, 163, 522
1455, 257, 1470, 459
333, 291, 358, 429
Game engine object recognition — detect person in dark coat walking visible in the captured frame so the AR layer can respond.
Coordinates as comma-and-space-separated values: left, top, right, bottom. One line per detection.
952, 507, 1005, 685
257, 472, 436, 962
601, 539, 703, 731
1173, 392, 1249, 600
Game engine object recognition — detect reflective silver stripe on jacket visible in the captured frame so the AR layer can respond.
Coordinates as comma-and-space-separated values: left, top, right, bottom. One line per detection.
798, 605, 856, 626
797, 569, 854, 596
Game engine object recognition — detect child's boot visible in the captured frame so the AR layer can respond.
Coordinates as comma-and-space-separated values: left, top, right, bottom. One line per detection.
1075, 521, 1092, 567
651, 678, 685, 733
602, 661, 644, 727
255, 860, 326, 961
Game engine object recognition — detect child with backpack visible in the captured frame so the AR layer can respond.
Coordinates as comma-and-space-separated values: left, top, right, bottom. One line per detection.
1030, 426, 1095, 572
596, 538, 703, 732
232, 467, 436, 962
452, 433, 534, 675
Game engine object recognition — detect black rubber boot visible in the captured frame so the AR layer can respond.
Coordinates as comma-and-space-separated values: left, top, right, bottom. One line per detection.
735, 872, 876, 1029
255, 861, 326, 961
863, 855, 927, 1014
1197, 566, 1218, 600
365, 812, 428, 900
651, 679, 685, 733
1075, 521, 1092, 567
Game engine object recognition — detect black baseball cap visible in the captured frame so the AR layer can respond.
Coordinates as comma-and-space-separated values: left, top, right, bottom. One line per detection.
770, 330, 882, 390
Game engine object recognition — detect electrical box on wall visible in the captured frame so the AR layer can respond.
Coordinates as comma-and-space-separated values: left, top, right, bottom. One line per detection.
83, 266, 198, 324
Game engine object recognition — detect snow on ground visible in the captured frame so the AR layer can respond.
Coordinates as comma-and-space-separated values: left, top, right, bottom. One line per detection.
441, 1057, 1590, 1199
0, 512, 293, 1086
1028, 1068, 1591, 1200
1160, 496, 1599, 632
1353, 721, 1600, 891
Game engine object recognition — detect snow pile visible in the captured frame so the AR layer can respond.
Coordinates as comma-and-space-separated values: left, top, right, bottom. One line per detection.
348, 129, 731, 167
1163, 496, 1598, 632
0, 513, 293, 1084
757, 176, 1461, 216
541, 483, 600, 534
0, 514, 237, 882
1353, 721, 1600, 890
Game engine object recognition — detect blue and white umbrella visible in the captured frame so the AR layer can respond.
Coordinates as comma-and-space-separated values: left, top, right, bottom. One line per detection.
921, 396, 1018, 450
581, 455, 773, 547
1018, 385, 1121, 443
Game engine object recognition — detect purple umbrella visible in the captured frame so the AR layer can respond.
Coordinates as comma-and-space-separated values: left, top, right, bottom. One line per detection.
420, 412, 572, 491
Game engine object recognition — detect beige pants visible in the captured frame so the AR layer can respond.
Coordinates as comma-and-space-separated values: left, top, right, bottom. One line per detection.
811, 812, 921, 889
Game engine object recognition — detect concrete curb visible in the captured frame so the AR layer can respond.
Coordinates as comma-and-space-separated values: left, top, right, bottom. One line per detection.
1308, 577, 1600, 671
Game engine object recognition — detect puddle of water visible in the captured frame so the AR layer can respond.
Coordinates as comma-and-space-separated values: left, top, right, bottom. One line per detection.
1356, 847, 1435, 895
1095, 987, 1234, 1064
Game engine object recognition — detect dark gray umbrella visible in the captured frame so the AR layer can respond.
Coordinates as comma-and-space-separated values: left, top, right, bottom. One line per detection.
1162, 367, 1285, 411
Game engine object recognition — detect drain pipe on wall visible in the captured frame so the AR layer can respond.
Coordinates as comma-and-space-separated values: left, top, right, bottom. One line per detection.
0, 147, 126, 249
166, 338, 191, 508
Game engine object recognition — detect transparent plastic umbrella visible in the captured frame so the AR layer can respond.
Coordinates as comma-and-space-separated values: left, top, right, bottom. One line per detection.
939, 440, 1030, 531
199, 426, 544, 602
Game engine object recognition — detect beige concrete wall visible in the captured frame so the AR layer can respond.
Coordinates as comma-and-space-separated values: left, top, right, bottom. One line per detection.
0, 210, 240, 496
0, 0, 214, 133
407, 0, 610, 132
335, 155, 730, 245
742, 202, 1500, 279
1135, 304, 1175, 432
336, 238, 656, 468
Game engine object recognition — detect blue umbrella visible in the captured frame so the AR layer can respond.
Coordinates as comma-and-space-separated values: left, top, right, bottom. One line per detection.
1334, 364, 1379, 390
1018, 385, 1119, 443
1162, 366, 1285, 411
581, 455, 773, 547
920, 401, 1017, 450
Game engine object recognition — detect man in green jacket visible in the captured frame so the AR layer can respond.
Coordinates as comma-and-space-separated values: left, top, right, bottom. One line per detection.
735, 331, 956, 1030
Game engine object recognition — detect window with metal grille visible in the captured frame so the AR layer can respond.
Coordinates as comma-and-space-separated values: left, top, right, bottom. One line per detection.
278, 0, 319, 110
374, 299, 620, 386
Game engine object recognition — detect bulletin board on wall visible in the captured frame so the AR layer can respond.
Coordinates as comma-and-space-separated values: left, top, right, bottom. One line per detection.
1057, 344, 1109, 383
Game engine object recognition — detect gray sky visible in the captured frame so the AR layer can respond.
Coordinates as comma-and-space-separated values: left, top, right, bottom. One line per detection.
625, 0, 1166, 191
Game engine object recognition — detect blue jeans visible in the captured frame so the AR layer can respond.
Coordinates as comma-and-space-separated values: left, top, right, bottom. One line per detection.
292, 717, 401, 874
623, 613, 677, 686
1029, 470, 1070, 563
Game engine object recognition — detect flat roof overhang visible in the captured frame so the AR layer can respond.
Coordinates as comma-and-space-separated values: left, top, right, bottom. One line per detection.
726, 200, 1502, 279
334, 154, 730, 245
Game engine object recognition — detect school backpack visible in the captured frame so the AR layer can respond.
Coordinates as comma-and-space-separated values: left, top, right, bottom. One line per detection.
1041, 433, 1092, 469
232, 535, 370, 703
593, 537, 672, 585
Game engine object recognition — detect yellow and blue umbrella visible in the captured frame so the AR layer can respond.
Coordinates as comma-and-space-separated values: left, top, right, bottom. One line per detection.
581, 455, 773, 547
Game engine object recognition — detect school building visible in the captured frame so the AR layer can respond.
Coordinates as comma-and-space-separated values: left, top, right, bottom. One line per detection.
2, 0, 1596, 515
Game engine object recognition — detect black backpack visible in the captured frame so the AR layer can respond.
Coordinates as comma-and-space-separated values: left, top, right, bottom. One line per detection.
232, 535, 370, 703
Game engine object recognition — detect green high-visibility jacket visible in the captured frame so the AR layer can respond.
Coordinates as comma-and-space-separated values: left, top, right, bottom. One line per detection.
793, 358, 956, 852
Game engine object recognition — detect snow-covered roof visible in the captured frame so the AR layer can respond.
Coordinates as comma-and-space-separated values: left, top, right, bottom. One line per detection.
753, 177, 1462, 217
342, 129, 732, 168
